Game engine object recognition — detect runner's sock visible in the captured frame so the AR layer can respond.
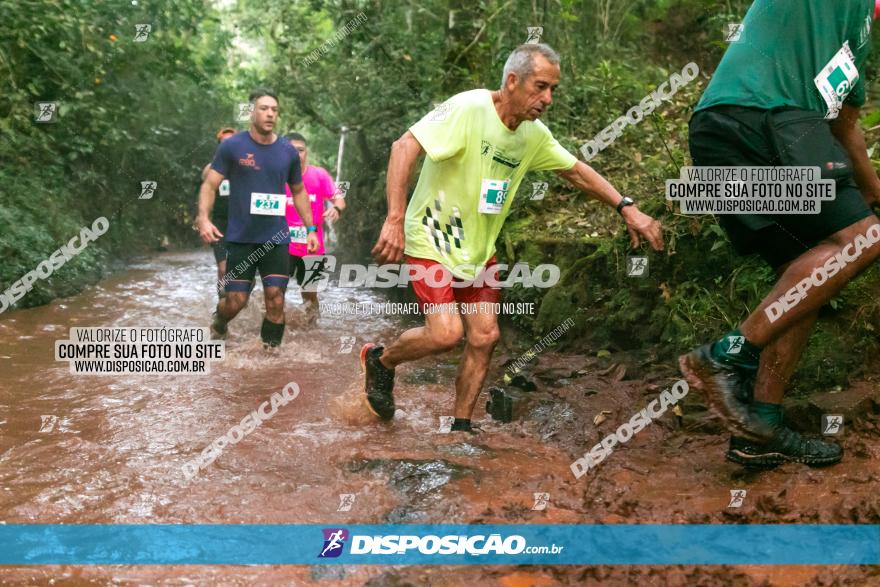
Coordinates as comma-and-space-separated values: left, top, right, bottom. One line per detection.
710, 328, 760, 370
450, 418, 472, 432
751, 401, 784, 428
260, 317, 285, 347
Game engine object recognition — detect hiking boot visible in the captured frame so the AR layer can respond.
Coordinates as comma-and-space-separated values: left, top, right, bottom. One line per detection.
210, 310, 228, 340
360, 343, 395, 420
679, 344, 771, 441
726, 427, 843, 468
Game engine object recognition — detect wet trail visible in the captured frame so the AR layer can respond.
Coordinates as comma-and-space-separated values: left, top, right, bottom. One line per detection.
0, 250, 878, 586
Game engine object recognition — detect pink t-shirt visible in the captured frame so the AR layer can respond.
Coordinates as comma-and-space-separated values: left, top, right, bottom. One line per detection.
286, 165, 335, 256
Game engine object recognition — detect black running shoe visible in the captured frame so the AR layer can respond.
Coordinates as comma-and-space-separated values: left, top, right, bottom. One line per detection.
679, 344, 771, 441
726, 427, 843, 468
210, 310, 228, 340
449, 419, 482, 434
360, 343, 395, 420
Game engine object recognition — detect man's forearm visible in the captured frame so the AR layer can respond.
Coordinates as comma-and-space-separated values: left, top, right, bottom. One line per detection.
385, 139, 419, 222
293, 189, 314, 227
559, 161, 625, 209
197, 182, 216, 220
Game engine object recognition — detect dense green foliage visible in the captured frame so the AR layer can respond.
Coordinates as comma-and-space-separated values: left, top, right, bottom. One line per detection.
1, 0, 231, 305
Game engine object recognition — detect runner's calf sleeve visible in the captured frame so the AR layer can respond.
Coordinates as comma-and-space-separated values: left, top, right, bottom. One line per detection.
261, 317, 285, 347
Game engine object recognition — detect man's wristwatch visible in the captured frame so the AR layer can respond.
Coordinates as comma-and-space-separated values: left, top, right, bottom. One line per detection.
616, 196, 635, 215
307, 225, 317, 233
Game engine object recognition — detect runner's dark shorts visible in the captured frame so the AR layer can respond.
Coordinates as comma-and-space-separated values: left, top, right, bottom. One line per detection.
688, 105, 873, 269
223, 241, 290, 292
211, 236, 228, 264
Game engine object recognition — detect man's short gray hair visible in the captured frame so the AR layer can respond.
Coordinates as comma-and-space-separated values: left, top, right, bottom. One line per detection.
501, 44, 560, 87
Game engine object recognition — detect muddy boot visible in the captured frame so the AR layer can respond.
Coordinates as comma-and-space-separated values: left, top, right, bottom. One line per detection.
726, 426, 843, 468
360, 343, 395, 420
679, 344, 770, 441
210, 310, 228, 340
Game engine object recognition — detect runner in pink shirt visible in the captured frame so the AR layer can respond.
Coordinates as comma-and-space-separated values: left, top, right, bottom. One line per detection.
285, 132, 346, 323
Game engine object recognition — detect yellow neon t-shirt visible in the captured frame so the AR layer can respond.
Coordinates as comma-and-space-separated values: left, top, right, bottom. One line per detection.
405, 89, 577, 279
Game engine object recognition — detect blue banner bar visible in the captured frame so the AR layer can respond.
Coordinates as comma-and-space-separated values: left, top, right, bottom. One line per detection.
1, 524, 877, 565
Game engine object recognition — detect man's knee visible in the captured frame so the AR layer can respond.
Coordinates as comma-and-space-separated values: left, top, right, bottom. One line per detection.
426, 319, 464, 351
264, 288, 285, 309
466, 325, 501, 350
223, 292, 248, 314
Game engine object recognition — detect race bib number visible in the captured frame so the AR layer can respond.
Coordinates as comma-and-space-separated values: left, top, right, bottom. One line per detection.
814, 41, 859, 119
479, 179, 510, 214
289, 225, 308, 244
219, 179, 230, 197
250, 192, 285, 216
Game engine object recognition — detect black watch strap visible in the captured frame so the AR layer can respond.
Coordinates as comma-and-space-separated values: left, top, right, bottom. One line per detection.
616, 197, 634, 215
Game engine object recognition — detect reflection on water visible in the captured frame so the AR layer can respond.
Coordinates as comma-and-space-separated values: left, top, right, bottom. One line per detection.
0, 250, 567, 528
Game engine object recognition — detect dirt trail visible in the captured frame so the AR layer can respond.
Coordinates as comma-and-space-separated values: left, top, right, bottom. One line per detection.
0, 251, 877, 586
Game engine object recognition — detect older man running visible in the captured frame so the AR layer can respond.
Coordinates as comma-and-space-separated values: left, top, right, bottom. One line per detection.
363, 44, 663, 429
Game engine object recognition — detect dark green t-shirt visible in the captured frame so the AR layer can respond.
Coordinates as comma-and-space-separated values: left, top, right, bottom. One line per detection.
696, 0, 874, 117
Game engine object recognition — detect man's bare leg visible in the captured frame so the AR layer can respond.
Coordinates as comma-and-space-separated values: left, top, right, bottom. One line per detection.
380, 308, 464, 368
751, 259, 821, 405
453, 304, 501, 424
210, 288, 249, 340
741, 217, 880, 346
218, 290, 249, 320
679, 216, 880, 440
753, 311, 819, 404
302, 290, 320, 325
361, 307, 464, 421
260, 285, 286, 347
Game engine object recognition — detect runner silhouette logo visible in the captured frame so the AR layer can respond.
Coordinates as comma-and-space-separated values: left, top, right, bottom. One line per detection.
319, 528, 349, 558
726, 336, 745, 355
822, 414, 843, 435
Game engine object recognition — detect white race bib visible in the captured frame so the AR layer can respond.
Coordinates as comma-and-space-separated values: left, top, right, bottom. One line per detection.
218, 179, 230, 197
309, 193, 317, 202
250, 192, 285, 216
479, 179, 510, 214
814, 41, 859, 119
289, 225, 308, 244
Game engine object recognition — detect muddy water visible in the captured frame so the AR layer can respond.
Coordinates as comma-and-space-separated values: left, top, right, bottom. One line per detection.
1, 250, 878, 586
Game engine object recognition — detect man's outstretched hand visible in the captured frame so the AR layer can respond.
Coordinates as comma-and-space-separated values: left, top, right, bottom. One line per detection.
371, 218, 405, 263
196, 216, 223, 244
621, 206, 663, 251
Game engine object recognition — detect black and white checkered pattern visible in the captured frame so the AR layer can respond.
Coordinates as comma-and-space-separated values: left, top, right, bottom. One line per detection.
421, 199, 465, 256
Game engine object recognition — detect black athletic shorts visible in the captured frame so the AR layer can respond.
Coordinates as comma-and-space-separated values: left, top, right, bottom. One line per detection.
223, 241, 290, 292
688, 105, 873, 269
211, 237, 228, 264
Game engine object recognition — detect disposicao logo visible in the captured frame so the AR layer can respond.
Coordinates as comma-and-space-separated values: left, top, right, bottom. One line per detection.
318, 528, 348, 558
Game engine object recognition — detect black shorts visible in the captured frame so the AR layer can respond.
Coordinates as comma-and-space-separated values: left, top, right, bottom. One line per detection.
211, 237, 228, 264
688, 106, 873, 269
223, 241, 290, 292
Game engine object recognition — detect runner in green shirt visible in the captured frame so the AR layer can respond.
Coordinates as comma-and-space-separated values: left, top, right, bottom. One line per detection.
681, 0, 880, 468
361, 43, 663, 429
